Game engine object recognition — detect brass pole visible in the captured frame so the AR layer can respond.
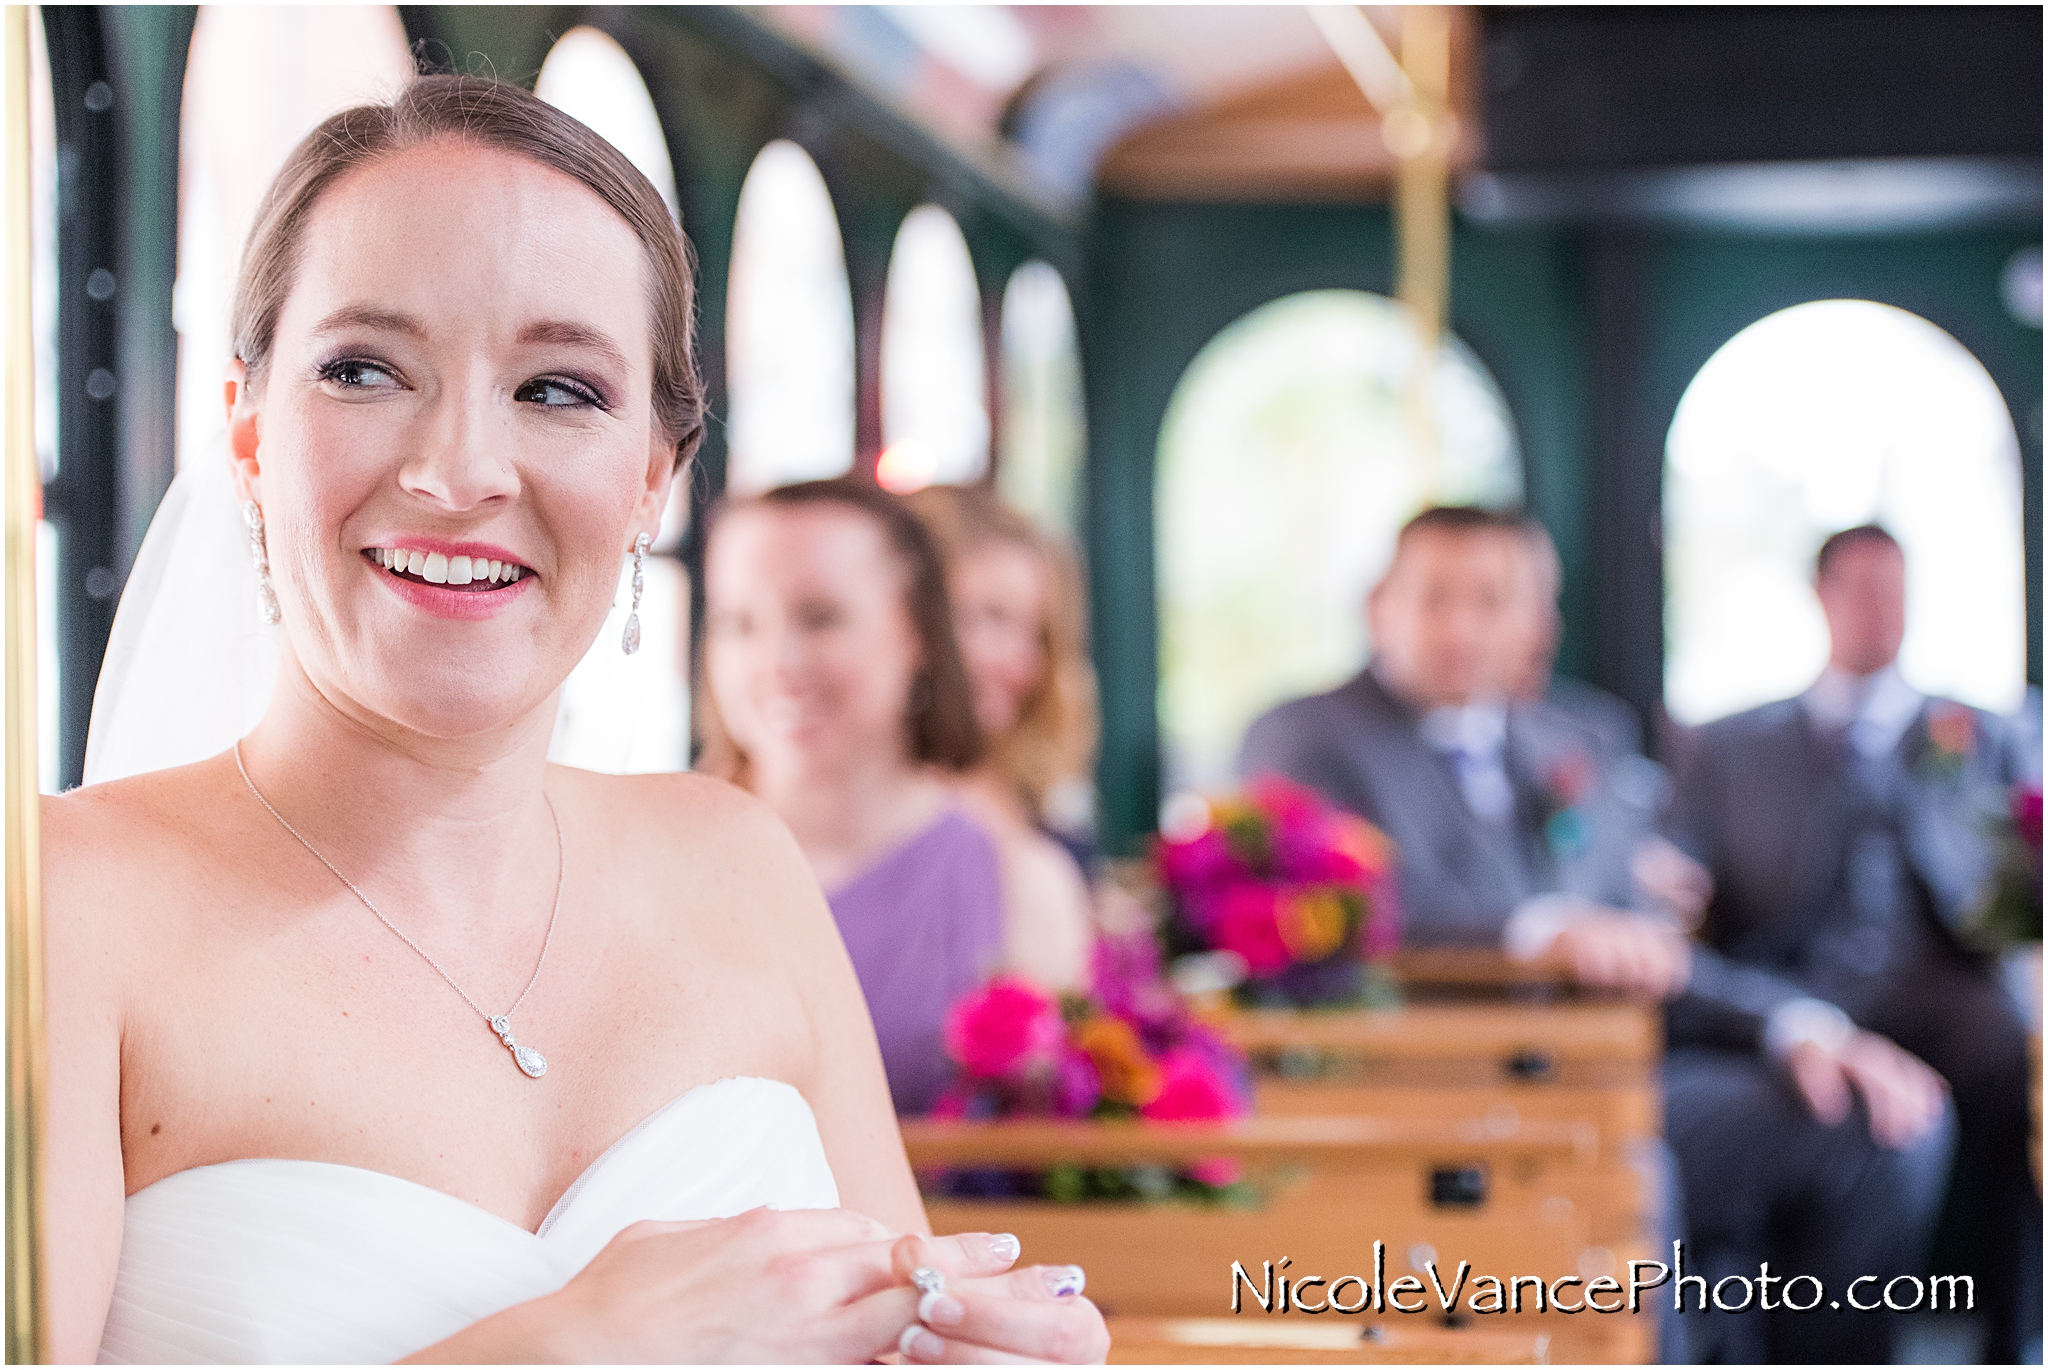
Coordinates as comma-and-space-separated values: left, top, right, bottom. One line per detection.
1387, 6, 1453, 504
3, 4, 48, 1364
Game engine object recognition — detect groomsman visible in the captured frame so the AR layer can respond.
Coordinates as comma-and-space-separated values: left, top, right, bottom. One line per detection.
1238, 505, 1687, 984
1239, 506, 1955, 1363
1667, 524, 2040, 1363
1502, 516, 1645, 763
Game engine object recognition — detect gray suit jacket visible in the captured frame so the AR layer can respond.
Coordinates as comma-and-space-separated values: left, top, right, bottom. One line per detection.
1665, 694, 2040, 1045
1547, 675, 1645, 761
1237, 669, 1645, 946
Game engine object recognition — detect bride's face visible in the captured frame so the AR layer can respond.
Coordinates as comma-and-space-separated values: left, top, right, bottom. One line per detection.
229, 139, 672, 739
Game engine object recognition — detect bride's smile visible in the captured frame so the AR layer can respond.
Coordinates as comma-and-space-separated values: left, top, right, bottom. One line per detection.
364, 542, 535, 622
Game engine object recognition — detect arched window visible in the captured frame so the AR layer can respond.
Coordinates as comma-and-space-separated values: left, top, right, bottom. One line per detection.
878, 205, 988, 493
725, 141, 857, 495
536, 27, 690, 774
997, 261, 1085, 535
1664, 299, 2026, 724
1156, 289, 1522, 794
535, 26, 678, 218
174, 5, 414, 473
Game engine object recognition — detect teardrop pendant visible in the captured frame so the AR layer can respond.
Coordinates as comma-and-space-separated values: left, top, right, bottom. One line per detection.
490, 1015, 549, 1080
621, 611, 641, 656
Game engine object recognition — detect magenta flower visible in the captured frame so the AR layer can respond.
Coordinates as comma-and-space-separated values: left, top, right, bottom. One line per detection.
943, 975, 1066, 1078
2013, 783, 2043, 852
1140, 1046, 1242, 1121
1211, 883, 1294, 977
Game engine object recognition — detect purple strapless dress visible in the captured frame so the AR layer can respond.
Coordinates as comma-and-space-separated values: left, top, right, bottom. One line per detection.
826, 808, 1006, 1115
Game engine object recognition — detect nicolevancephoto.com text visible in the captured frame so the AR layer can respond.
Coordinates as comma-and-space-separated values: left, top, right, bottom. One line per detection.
1231, 1242, 1975, 1318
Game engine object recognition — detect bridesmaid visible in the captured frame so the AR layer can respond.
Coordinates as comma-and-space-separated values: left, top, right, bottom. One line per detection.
905, 485, 1101, 874
699, 480, 1092, 1114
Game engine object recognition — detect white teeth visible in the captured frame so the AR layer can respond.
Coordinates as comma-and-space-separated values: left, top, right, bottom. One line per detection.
377, 547, 523, 584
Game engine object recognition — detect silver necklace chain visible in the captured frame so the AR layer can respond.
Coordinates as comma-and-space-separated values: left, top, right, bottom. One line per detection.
232, 740, 564, 1079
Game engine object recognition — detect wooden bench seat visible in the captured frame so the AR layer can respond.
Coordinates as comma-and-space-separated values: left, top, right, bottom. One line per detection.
905, 1115, 1658, 1363
1105, 1316, 1553, 1364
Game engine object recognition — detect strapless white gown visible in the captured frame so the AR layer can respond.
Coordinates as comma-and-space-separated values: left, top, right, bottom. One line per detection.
98, 1077, 840, 1364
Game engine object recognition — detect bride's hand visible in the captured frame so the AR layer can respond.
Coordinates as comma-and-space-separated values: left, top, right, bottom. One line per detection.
492, 1208, 1021, 1364
891, 1234, 1111, 1365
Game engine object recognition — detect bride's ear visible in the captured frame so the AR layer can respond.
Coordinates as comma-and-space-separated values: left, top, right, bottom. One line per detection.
631, 431, 677, 546
225, 359, 263, 504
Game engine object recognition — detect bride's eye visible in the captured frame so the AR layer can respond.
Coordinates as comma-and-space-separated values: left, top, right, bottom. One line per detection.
317, 357, 405, 392
515, 376, 607, 410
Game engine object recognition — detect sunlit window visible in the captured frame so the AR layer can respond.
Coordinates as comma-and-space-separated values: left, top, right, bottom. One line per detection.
878, 205, 989, 493
31, 6, 59, 792
535, 26, 678, 218
726, 141, 857, 495
1665, 299, 2026, 724
997, 261, 1085, 536
1157, 289, 1522, 795
535, 25, 689, 773
175, 6, 414, 475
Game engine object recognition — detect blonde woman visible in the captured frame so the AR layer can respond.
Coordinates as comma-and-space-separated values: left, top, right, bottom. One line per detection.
907, 485, 1100, 924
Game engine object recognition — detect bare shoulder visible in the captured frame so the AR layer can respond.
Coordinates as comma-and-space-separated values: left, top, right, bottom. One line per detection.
551, 767, 838, 962
42, 760, 233, 948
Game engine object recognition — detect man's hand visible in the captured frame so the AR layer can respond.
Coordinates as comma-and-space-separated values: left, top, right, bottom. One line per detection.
1785, 1030, 1947, 1149
1630, 838, 1713, 928
1549, 911, 1692, 1000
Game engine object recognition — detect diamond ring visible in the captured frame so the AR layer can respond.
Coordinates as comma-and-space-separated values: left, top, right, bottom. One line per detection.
910, 1266, 947, 1296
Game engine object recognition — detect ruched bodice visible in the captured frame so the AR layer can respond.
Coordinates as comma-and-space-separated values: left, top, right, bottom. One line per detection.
99, 1077, 840, 1364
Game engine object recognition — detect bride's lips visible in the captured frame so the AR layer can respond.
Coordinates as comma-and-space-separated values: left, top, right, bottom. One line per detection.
364, 539, 536, 622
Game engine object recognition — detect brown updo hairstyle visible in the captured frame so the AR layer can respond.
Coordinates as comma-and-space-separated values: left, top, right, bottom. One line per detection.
904, 485, 1098, 818
231, 73, 704, 471
695, 479, 984, 786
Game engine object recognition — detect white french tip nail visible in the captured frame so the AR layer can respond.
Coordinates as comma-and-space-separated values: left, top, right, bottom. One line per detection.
898, 1323, 935, 1360
988, 1232, 1021, 1264
917, 1291, 945, 1325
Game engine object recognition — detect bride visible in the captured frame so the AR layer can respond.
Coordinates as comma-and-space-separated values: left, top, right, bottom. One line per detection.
41, 74, 1109, 1365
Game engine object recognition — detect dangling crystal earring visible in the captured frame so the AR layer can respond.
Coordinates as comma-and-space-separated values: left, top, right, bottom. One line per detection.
243, 500, 282, 626
621, 533, 650, 655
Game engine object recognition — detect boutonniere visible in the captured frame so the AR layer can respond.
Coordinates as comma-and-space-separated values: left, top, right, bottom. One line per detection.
1539, 750, 1595, 860
1920, 702, 1978, 782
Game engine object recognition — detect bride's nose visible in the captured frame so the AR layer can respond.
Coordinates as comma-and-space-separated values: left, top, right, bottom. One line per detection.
397, 377, 520, 511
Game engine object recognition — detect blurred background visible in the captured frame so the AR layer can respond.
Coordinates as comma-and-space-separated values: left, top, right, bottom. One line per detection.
25, 5, 2042, 854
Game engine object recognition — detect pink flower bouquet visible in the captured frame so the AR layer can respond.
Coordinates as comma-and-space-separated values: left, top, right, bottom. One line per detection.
1155, 775, 1401, 1008
925, 942, 1254, 1203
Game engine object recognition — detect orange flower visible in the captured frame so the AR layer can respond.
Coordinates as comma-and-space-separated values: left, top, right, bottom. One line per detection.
1327, 815, 1395, 878
1276, 886, 1351, 962
1073, 1014, 1164, 1107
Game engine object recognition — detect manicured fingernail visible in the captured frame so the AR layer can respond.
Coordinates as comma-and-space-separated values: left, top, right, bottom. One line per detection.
899, 1325, 944, 1361
1044, 1264, 1086, 1299
920, 1291, 966, 1327
987, 1232, 1022, 1264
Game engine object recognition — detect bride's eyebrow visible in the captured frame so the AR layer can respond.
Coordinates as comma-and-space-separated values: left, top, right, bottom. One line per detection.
517, 319, 630, 373
309, 304, 424, 339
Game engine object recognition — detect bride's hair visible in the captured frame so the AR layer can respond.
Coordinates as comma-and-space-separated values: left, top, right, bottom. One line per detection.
229, 73, 704, 472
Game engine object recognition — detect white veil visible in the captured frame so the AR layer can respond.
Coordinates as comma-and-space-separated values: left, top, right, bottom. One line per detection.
83, 454, 692, 786
83, 456, 278, 785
